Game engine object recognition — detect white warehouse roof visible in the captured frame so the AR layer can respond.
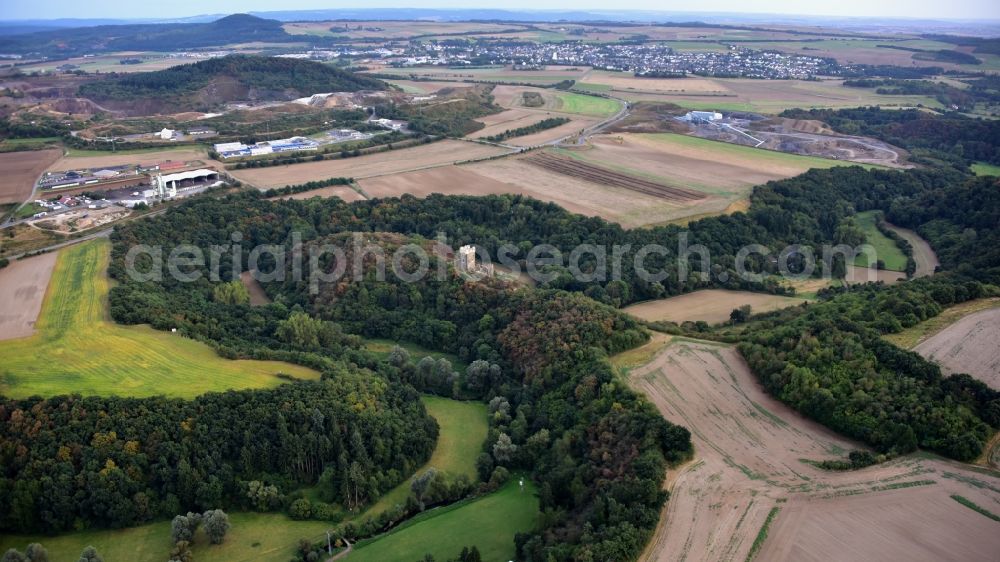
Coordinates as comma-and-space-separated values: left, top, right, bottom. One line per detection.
160, 168, 218, 183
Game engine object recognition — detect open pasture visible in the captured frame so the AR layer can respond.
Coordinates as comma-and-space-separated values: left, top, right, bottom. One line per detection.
853, 211, 908, 271
0, 240, 319, 399
0, 148, 61, 203
232, 140, 511, 189
622, 289, 809, 325
350, 479, 538, 562
913, 307, 1000, 389
623, 338, 1000, 562
0, 252, 58, 340
363, 396, 487, 517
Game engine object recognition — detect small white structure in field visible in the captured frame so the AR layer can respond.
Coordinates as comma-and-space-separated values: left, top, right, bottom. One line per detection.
159, 128, 176, 140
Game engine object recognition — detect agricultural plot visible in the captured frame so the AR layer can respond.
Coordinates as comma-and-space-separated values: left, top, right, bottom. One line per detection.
623, 338, 1000, 562
48, 146, 211, 172
232, 141, 511, 189
500, 132, 861, 226
622, 289, 809, 325
19, 53, 194, 74
0, 240, 319, 399
273, 185, 366, 202
524, 152, 706, 202
0, 252, 58, 340
844, 265, 906, 285
0, 148, 61, 204
490, 85, 621, 117
350, 480, 539, 562
611, 77, 944, 114
470, 109, 599, 146
913, 308, 1000, 389
372, 65, 590, 85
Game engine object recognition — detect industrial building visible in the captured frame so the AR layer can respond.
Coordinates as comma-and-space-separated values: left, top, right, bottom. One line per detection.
214, 137, 320, 159
683, 111, 724, 122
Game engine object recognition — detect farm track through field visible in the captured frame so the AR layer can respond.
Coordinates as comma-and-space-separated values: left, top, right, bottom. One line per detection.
524, 152, 706, 202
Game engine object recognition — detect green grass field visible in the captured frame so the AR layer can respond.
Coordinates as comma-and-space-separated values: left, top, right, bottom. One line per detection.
0, 240, 319, 398
972, 162, 1000, 176
551, 91, 621, 117
364, 396, 487, 517
64, 144, 204, 157
351, 479, 539, 562
852, 211, 908, 271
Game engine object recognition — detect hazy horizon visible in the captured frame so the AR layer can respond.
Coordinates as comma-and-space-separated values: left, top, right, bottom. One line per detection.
3, 1, 1000, 22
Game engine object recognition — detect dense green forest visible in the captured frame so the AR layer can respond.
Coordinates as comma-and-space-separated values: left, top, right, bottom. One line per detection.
79, 55, 385, 106
781, 106, 1000, 165
0, 377, 437, 533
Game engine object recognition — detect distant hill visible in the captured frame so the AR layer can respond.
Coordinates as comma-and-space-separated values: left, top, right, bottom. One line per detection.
0, 14, 294, 57
78, 55, 385, 112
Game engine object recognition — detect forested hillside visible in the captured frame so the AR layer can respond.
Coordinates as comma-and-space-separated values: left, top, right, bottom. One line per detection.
0, 377, 437, 533
78, 55, 385, 110
0, 14, 293, 57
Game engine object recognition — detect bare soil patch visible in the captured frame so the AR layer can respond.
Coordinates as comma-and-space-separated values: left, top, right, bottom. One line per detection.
914, 308, 1000, 389
0, 149, 61, 204
240, 271, 271, 306
623, 289, 808, 325
231, 141, 511, 189
0, 252, 58, 340
524, 152, 705, 202
626, 338, 1000, 562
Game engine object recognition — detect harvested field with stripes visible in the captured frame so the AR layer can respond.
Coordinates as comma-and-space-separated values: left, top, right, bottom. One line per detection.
523, 152, 706, 202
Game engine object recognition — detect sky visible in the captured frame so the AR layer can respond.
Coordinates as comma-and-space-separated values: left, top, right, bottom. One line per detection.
3, 0, 999, 21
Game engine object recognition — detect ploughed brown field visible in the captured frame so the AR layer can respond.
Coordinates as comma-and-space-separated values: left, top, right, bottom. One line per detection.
0, 149, 61, 204
622, 338, 1000, 562
230, 141, 511, 189
914, 308, 1000, 389
523, 152, 706, 202
0, 252, 58, 340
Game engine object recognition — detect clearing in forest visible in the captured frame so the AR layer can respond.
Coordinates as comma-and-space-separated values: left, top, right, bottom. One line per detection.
622, 289, 809, 325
